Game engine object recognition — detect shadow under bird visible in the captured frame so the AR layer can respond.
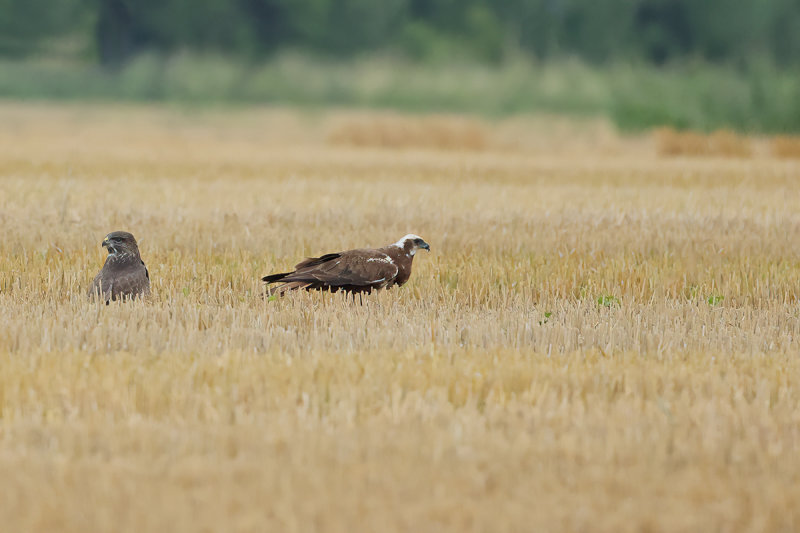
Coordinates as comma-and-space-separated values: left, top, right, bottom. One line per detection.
262, 234, 431, 296
88, 231, 150, 303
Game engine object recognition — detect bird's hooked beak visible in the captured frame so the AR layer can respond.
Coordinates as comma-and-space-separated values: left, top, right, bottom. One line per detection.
420, 240, 431, 252
102, 235, 114, 254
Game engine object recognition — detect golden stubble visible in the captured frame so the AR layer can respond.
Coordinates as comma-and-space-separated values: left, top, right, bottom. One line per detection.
0, 102, 799, 533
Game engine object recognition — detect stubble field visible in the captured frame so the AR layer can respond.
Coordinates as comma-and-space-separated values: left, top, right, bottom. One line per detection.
1, 103, 799, 532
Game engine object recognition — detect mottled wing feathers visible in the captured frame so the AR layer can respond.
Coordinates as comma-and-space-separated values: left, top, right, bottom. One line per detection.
263, 249, 399, 295
262, 253, 343, 283
297, 251, 397, 285
89, 257, 150, 303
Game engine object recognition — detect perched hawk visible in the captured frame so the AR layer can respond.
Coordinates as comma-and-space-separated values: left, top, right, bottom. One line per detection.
88, 231, 150, 303
262, 234, 430, 296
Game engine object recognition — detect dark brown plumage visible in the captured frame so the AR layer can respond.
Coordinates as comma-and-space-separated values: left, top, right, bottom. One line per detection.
262, 234, 430, 296
88, 231, 150, 303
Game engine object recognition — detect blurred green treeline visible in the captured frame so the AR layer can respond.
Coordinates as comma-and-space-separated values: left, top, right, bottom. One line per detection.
1, 0, 799, 132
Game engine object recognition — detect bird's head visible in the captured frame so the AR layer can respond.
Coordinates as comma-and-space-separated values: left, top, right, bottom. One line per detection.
102, 231, 140, 257
394, 234, 430, 256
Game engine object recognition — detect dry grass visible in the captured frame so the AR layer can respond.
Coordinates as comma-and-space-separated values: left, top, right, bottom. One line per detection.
654, 127, 754, 158
771, 135, 800, 159
327, 113, 488, 151
1, 102, 800, 533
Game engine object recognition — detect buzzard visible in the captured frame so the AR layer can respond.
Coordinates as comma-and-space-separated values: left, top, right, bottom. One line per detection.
88, 231, 150, 303
262, 234, 430, 296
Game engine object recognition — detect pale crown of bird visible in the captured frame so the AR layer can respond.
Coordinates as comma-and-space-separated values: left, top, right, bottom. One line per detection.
392, 234, 430, 256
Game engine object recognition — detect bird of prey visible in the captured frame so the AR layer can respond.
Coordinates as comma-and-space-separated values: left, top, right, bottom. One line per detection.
88, 231, 150, 303
262, 234, 430, 296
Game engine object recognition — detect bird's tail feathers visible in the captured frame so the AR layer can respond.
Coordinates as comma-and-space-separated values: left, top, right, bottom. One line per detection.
262, 272, 291, 283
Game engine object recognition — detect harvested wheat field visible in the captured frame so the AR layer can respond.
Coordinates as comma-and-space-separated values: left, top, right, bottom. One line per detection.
1, 102, 799, 533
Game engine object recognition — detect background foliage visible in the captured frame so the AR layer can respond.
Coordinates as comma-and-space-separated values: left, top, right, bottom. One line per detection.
5, 0, 800, 66
1, 0, 800, 132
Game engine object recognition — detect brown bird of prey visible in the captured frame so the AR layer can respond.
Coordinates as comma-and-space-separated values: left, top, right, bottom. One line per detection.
262, 234, 430, 296
88, 231, 150, 303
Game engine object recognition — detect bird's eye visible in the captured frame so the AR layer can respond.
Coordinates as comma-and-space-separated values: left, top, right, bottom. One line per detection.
414, 239, 423, 245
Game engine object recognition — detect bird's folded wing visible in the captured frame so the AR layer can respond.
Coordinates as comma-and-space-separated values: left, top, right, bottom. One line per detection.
94, 263, 150, 300
282, 251, 398, 287
113, 268, 150, 297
